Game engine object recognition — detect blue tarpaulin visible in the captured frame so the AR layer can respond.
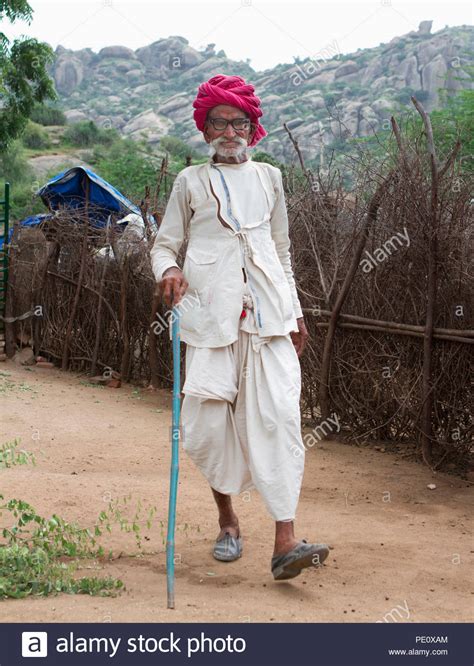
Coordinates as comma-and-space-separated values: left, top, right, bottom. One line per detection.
36, 166, 144, 226
0, 167, 155, 250
0, 214, 54, 250
19, 213, 54, 228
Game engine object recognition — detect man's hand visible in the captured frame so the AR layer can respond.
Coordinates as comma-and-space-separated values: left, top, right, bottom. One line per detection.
290, 317, 309, 357
156, 266, 189, 307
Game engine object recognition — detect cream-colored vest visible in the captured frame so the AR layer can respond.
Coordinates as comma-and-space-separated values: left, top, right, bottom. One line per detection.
178, 161, 297, 347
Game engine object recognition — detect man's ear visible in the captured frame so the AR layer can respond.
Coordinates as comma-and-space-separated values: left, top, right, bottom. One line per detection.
203, 126, 211, 144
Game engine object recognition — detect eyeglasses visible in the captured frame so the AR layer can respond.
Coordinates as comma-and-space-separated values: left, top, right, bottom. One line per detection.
206, 117, 251, 131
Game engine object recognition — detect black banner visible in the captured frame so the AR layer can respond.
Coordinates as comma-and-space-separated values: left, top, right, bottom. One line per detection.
1, 622, 472, 665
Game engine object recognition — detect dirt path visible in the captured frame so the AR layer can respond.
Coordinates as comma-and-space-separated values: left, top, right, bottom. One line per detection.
0, 360, 472, 623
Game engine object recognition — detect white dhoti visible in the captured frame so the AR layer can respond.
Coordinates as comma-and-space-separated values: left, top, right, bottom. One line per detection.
180, 299, 305, 521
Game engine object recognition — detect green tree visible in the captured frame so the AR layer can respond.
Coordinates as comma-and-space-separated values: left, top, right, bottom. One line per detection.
431, 85, 473, 171
0, 0, 56, 150
93, 138, 159, 200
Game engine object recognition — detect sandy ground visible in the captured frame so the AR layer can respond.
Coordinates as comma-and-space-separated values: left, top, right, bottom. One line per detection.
0, 359, 472, 623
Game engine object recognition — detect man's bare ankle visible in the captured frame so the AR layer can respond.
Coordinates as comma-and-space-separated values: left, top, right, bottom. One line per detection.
218, 516, 239, 528
217, 524, 240, 539
273, 538, 299, 557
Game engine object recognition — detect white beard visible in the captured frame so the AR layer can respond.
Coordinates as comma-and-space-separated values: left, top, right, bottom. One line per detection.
209, 136, 248, 160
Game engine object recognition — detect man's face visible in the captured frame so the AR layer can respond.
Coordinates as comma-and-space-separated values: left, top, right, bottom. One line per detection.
203, 104, 255, 159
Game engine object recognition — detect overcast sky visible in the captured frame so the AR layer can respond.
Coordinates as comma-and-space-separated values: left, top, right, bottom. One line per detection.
5, 0, 473, 71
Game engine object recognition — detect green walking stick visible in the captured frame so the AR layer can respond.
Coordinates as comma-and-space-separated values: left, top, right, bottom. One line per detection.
166, 305, 181, 609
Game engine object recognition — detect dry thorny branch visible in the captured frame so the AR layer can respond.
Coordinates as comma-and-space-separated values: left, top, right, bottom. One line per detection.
4, 101, 473, 472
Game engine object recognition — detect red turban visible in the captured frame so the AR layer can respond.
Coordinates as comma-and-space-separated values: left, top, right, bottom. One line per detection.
192, 74, 267, 147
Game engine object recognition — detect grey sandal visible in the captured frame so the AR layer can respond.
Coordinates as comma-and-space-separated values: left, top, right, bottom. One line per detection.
213, 530, 243, 562
271, 539, 329, 580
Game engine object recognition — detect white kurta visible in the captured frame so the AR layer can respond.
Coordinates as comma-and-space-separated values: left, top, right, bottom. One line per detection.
150, 156, 303, 347
208, 158, 268, 227
180, 159, 305, 521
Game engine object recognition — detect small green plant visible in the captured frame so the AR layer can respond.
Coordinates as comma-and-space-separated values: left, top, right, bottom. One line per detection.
0, 543, 122, 599
2, 498, 103, 558
96, 494, 159, 552
0, 491, 169, 599
0, 496, 124, 599
0, 439, 36, 469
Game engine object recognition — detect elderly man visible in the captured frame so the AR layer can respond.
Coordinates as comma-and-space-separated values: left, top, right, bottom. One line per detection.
151, 74, 329, 580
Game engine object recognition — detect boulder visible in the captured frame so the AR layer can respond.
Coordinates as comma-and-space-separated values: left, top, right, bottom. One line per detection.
418, 20, 433, 35
126, 69, 145, 84
157, 92, 191, 115
135, 37, 189, 68
123, 109, 173, 140
99, 45, 137, 59
285, 117, 305, 130
399, 55, 421, 89
334, 60, 359, 78
358, 106, 379, 135
341, 101, 362, 136
134, 83, 158, 95
421, 54, 448, 105
360, 59, 385, 85
64, 109, 88, 123
54, 56, 84, 95
417, 42, 439, 67
181, 45, 204, 67
299, 91, 326, 109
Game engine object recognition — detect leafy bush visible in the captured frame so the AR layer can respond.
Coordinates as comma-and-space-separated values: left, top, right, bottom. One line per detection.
0, 439, 124, 599
412, 89, 430, 103
21, 121, 51, 150
63, 120, 117, 148
160, 135, 195, 160
0, 141, 45, 219
30, 104, 66, 126
393, 87, 416, 105
4, 180, 45, 221
0, 141, 33, 184
0, 490, 159, 599
252, 151, 282, 167
0, 543, 122, 598
93, 138, 159, 199
431, 87, 473, 171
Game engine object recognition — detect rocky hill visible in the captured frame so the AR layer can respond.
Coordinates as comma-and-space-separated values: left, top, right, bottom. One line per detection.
51, 21, 473, 162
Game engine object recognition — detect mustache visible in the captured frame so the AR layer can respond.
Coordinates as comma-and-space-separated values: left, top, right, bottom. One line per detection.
212, 136, 247, 146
